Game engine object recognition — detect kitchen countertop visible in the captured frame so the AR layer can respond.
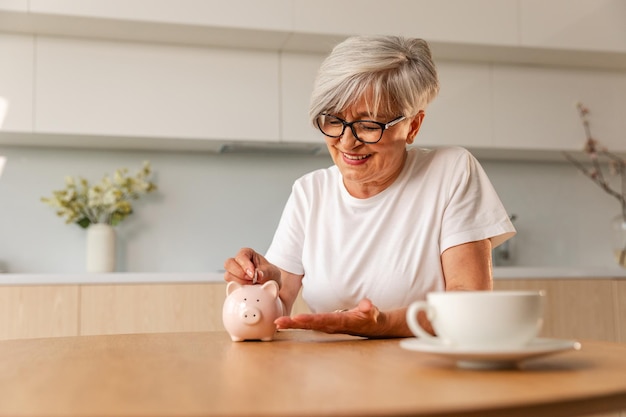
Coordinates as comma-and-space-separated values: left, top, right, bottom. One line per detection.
0, 272, 225, 285
493, 266, 626, 279
1, 267, 626, 285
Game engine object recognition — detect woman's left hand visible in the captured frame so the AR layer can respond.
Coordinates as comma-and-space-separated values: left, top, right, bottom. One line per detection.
274, 298, 410, 338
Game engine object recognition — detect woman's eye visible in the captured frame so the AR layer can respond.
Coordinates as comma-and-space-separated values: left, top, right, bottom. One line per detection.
359, 123, 380, 131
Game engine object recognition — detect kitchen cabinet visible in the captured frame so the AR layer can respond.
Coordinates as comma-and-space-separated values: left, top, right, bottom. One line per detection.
291, 0, 519, 46
0, 285, 79, 340
494, 279, 618, 342
0, 0, 25, 11
520, 0, 626, 53
0, 282, 312, 339
0, 278, 620, 341
617, 280, 626, 343
2, 1, 626, 155
1, 0, 293, 51
79, 284, 225, 335
28, 0, 293, 34
0, 33, 33, 132
418, 60, 492, 149
7, 1, 626, 58
280, 51, 325, 144
35, 36, 280, 143
79, 283, 311, 335
492, 64, 626, 153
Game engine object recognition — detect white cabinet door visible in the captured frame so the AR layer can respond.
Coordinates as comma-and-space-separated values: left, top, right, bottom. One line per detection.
521, 0, 626, 53
417, 61, 492, 149
492, 64, 626, 152
0, 34, 33, 132
29, 0, 292, 31
0, 0, 26, 11
35, 36, 280, 142
280, 52, 325, 144
293, 0, 518, 46
25, 0, 293, 50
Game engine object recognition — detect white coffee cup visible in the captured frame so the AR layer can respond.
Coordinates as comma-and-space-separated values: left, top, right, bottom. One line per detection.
406, 290, 545, 349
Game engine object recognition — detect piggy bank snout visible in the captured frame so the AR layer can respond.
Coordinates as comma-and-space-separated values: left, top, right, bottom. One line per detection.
240, 305, 262, 324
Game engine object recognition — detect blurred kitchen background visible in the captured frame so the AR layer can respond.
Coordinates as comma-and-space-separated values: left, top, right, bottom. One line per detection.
0, 0, 625, 273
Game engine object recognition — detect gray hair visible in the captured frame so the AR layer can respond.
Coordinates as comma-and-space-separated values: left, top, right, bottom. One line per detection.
309, 35, 440, 125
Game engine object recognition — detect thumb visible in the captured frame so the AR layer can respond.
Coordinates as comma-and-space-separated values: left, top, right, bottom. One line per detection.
357, 298, 380, 322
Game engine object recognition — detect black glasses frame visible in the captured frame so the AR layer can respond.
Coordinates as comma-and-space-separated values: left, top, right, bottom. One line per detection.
316, 113, 406, 144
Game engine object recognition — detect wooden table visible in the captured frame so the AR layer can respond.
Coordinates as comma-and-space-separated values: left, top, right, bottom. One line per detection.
1, 331, 625, 417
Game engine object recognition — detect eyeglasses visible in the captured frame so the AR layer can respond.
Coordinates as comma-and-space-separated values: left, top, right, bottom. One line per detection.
315, 113, 406, 144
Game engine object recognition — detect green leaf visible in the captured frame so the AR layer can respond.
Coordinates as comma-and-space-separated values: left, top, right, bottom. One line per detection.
111, 212, 124, 226
76, 218, 91, 229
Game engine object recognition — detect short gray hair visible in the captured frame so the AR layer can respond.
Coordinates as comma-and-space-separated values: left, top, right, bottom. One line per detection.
309, 35, 440, 125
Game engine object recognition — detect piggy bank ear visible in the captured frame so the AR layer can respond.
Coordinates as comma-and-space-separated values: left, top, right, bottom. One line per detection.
226, 281, 242, 296
261, 280, 279, 298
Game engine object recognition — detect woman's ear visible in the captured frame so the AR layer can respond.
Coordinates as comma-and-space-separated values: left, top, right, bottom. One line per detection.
406, 110, 425, 145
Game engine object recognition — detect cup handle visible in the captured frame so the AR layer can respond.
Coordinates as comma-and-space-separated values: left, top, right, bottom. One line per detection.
406, 301, 438, 342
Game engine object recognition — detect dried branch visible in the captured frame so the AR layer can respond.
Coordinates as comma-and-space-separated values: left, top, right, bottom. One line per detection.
563, 103, 626, 220
563, 102, 626, 266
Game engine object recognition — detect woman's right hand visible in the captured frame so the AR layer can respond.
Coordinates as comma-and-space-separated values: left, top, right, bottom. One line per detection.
223, 247, 282, 288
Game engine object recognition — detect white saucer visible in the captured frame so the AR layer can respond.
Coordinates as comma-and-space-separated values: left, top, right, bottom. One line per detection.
399, 337, 581, 370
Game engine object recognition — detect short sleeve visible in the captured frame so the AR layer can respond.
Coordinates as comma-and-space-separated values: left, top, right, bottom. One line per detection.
440, 150, 516, 252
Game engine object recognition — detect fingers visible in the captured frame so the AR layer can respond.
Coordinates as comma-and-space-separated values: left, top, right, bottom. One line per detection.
274, 315, 310, 330
357, 298, 379, 323
223, 248, 279, 288
275, 313, 339, 332
237, 247, 258, 279
223, 247, 257, 284
275, 299, 382, 336
274, 310, 355, 334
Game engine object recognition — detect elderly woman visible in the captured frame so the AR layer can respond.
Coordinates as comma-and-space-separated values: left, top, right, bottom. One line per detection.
224, 35, 515, 338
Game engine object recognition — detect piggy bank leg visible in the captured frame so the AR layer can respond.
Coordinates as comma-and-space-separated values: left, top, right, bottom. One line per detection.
260, 336, 274, 342
230, 335, 245, 342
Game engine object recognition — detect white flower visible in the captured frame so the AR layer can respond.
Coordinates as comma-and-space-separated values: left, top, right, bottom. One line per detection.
41, 161, 157, 228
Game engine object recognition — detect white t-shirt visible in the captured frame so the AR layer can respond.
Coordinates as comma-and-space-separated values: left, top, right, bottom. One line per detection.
265, 147, 516, 313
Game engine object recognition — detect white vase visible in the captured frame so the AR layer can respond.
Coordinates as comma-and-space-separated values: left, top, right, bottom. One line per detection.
86, 224, 116, 273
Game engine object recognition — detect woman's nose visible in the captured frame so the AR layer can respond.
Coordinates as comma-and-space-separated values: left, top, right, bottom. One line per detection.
339, 127, 359, 146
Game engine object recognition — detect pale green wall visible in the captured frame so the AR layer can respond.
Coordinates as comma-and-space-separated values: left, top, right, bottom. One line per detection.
0, 145, 619, 273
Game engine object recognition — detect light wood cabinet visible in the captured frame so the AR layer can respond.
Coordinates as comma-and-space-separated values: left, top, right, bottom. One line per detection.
0, 33, 33, 132
0, 285, 79, 340
0, 279, 620, 342
0, 282, 313, 339
616, 280, 626, 343
494, 279, 618, 342
80, 283, 227, 335
79, 283, 311, 335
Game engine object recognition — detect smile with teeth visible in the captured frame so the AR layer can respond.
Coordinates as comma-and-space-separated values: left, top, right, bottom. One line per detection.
343, 153, 371, 160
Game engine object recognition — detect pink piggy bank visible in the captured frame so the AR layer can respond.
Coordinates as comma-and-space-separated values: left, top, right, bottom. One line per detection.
222, 280, 284, 342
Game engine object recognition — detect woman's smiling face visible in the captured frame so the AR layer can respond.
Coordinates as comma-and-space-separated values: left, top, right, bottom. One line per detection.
324, 96, 424, 199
